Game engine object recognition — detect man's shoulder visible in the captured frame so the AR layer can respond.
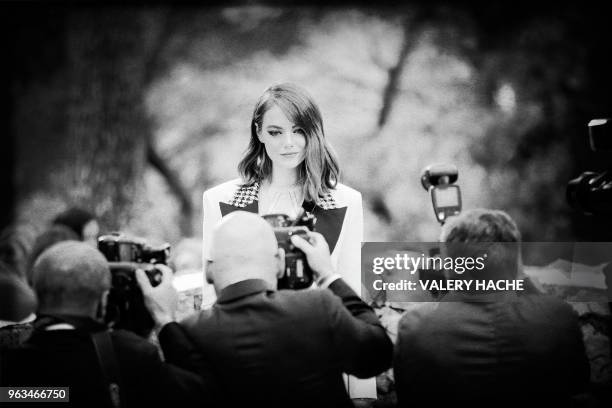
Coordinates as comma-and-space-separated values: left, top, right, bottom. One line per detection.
397, 303, 439, 335
275, 287, 334, 306
272, 288, 346, 322
181, 309, 213, 328
519, 293, 579, 323
184, 289, 332, 325
110, 329, 159, 357
401, 294, 578, 334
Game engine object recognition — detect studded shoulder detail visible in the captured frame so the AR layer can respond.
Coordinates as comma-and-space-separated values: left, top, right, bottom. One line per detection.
228, 181, 338, 210
228, 181, 260, 207
316, 191, 337, 210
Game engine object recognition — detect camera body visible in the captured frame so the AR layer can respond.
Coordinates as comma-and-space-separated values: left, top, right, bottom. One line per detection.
98, 232, 170, 264
421, 164, 462, 224
262, 212, 316, 290
98, 233, 171, 336
567, 119, 612, 215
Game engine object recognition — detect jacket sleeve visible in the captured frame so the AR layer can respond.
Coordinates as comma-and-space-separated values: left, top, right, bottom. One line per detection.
157, 322, 218, 405
202, 190, 220, 308
334, 190, 364, 296
113, 329, 216, 408
202, 190, 215, 271
324, 278, 393, 378
393, 310, 424, 406
158, 322, 212, 378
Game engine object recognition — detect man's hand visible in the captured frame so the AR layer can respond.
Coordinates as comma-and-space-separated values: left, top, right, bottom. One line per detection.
135, 264, 178, 332
290, 232, 335, 281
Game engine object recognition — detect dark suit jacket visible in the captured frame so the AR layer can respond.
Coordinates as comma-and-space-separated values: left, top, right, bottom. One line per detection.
0, 315, 211, 408
394, 291, 590, 408
159, 278, 392, 408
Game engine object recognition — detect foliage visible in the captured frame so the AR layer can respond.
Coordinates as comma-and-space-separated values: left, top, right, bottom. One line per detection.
142, 6, 584, 245
13, 5, 610, 248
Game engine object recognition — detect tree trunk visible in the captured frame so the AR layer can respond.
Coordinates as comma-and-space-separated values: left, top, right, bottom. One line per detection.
62, 9, 150, 230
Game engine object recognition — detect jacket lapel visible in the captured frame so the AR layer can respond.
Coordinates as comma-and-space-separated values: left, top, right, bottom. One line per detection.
219, 182, 347, 253
304, 201, 347, 253
219, 182, 260, 217
219, 201, 259, 217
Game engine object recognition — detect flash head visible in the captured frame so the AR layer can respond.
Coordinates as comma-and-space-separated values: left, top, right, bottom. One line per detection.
420, 164, 462, 224
421, 164, 459, 191
588, 118, 612, 152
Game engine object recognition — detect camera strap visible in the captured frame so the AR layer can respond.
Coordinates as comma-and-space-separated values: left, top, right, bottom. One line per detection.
91, 330, 122, 408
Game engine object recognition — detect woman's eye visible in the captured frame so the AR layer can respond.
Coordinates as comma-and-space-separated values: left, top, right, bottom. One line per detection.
268, 130, 281, 136
294, 128, 305, 135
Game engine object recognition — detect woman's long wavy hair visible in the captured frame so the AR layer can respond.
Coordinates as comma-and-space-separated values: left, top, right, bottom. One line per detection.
238, 83, 340, 202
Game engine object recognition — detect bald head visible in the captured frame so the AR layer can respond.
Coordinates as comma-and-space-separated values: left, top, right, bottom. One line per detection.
32, 241, 110, 316
208, 212, 281, 291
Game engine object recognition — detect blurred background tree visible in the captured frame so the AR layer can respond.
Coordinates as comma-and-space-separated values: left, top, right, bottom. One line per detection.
6, 5, 192, 238
5, 1, 612, 251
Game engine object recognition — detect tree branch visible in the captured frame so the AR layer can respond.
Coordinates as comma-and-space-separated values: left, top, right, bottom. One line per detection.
142, 8, 197, 236
147, 141, 194, 235
377, 18, 417, 129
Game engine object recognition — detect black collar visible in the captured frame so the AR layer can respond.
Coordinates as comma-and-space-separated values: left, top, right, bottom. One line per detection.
217, 279, 274, 304
33, 314, 106, 332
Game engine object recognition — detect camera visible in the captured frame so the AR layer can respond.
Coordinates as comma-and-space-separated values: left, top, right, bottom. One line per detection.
98, 232, 170, 264
419, 164, 463, 297
567, 118, 612, 215
98, 233, 171, 337
421, 164, 462, 224
262, 211, 316, 290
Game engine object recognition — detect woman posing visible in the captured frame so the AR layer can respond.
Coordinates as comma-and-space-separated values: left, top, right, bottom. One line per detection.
202, 83, 363, 297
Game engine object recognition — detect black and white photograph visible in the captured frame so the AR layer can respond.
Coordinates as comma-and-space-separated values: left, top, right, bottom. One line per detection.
1, 1, 611, 407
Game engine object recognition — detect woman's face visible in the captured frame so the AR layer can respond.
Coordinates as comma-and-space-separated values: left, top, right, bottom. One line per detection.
257, 104, 306, 171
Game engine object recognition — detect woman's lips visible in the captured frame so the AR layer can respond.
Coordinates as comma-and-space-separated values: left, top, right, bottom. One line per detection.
281, 152, 299, 157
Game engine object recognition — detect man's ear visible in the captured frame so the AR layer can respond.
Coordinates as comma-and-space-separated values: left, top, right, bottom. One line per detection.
205, 260, 214, 284
275, 248, 285, 279
96, 290, 109, 321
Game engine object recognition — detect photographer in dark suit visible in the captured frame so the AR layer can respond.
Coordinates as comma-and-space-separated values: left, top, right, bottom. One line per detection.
393, 209, 590, 408
0, 241, 211, 408
139, 211, 392, 408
